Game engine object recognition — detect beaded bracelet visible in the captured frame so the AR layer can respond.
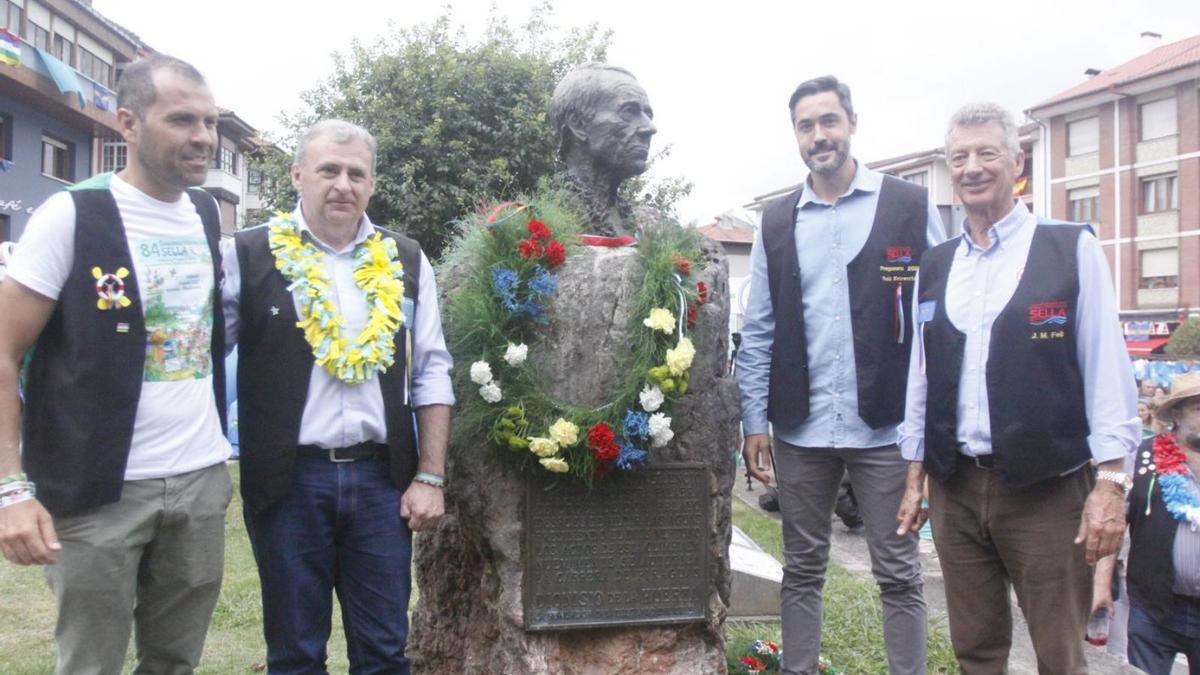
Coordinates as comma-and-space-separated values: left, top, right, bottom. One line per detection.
0, 472, 27, 486
414, 471, 446, 488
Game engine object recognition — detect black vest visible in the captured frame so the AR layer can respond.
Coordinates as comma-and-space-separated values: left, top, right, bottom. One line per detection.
1127, 436, 1196, 624
761, 175, 929, 430
920, 222, 1091, 487
23, 183, 226, 517
234, 224, 422, 514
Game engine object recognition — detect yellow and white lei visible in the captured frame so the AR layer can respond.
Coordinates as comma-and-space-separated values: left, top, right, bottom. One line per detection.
267, 212, 406, 384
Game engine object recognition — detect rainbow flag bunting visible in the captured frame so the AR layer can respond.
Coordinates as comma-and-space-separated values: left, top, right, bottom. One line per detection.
0, 29, 20, 67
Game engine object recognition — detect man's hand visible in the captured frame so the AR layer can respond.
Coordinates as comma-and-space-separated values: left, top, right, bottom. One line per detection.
742, 434, 773, 485
1074, 479, 1126, 565
1090, 554, 1116, 617
895, 461, 928, 535
0, 499, 60, 565
400, 482, 444, 532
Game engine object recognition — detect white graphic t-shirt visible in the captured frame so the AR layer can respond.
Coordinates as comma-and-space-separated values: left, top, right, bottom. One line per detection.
8, 174, 231, 479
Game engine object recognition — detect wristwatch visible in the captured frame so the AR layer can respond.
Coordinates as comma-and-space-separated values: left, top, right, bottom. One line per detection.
1096, 470, 1132, 493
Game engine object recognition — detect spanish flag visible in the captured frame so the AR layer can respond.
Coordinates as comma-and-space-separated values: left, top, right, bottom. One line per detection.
0, 29, 19, 67
1012, 176, 1029, 196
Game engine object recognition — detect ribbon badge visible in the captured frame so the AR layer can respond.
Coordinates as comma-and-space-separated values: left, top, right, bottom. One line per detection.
92, 266, 132, 310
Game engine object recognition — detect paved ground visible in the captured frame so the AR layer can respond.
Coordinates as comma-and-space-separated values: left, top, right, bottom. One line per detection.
731, 476, 1184, 674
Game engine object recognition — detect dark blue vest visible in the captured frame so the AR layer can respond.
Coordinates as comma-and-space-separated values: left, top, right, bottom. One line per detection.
761, 175, 929, 430
233, 223, 421, 514
919, 222, 1091, 487
23, 179, 225, 516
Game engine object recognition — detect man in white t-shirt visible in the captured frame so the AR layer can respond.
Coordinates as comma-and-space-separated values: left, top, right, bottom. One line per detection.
0, 55, 232, 673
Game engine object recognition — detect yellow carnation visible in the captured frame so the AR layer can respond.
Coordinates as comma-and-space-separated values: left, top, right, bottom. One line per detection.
528, 437, 559, 458
642, 308, 675, 334
540, 457, 570, 473
548, 418, 580, 447
665, 337, 696, 376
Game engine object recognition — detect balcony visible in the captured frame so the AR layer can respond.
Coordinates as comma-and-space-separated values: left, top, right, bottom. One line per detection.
0, 34, 120, 135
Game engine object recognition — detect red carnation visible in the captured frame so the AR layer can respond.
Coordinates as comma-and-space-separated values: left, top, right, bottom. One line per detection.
696, 281, 709, 305
739, 656, 766, 671
518, 238, 543, 259
587, 423, 615, 450
593, 442, 620, 464
545, 240, 566, 268
687, 303, 698, 329
528, 219, 552, 241
672, 254, 691, 276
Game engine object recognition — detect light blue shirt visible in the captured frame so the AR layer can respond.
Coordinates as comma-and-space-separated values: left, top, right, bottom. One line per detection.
221, 204, 455, 449
737, 163, 945, 448
898, 201, 1139, 463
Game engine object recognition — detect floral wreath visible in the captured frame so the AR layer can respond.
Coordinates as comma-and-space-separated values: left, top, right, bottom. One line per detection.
268, 212, 406, 384
1147, 433, 1200, 530
444, 191, 709, 482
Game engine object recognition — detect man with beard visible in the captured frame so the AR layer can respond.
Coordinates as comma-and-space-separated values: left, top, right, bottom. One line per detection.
737, 75, 943, 675
0, 55, 231, 673
1123, 371, 1200, 673
896, 102, 1138, 673
550, 62, 657, 240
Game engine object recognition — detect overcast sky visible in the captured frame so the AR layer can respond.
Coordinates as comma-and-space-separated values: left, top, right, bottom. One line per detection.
92, 0, 1200, 225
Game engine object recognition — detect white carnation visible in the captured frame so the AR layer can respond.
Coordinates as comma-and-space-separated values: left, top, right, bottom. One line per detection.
479, 382, 502, 403
639, 384, 664, 412
503, 343, 528, 367
648, 412, 673, 448
470, 361, 493, 385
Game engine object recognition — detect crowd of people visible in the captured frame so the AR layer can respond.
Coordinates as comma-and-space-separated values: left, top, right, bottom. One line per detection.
0, 52, 1196, 675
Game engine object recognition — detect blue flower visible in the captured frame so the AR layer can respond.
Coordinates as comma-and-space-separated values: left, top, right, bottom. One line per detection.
623, 409, 650, 439
616, 440, 647, 470
491, 266, 519, 312
529, 265, 558, 297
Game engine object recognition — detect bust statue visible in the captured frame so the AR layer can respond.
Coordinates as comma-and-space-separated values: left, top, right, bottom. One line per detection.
550, 63, 657, 238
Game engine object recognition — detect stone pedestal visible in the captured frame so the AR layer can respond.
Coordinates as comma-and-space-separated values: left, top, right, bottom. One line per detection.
409, 238, 741, 674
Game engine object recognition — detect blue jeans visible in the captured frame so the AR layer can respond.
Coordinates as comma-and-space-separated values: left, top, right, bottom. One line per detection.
1127, 603, 1200, 675
245, 456, 412, 675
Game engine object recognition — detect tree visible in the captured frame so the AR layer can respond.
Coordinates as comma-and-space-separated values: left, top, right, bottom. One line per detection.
253, 6, 688, 258
1165, 316, 1200, 357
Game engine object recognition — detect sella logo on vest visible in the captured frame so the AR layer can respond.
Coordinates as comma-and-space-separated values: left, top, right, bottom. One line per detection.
1029, 301, 1068, 326
885, 246, 913, 263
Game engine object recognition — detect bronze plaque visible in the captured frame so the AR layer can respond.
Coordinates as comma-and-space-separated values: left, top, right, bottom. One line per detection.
523, 464, 710, 631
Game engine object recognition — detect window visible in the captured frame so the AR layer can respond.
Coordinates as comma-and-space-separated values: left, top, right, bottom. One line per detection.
1141, 174, 1178, 213
52, 34, 72, 65
26, 22, 48, 51
101, 141, 126, 173
0, 214, 9, 243
0, 113, 12, 161
1067, 117, 1099, 156
1, 1, 22, 33
1139, 98, 1177, 141
212, 145, 236, 175
902, 171, 928, 187
1139, 248, 1178, 289
78, 47, 112, 87
1069, 186, 1100, 225
41, 135, 73, 182
247, 169, 263, 195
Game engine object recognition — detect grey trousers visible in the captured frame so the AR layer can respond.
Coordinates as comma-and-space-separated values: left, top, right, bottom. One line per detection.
773, 440, 927, 675
44, 462, 233, 675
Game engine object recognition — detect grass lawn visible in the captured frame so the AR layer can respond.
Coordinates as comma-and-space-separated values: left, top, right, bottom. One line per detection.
2, 466, 955, 673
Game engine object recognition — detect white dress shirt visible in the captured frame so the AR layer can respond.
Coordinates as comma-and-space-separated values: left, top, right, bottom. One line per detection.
221, 205, 454, 449
898, 201, 1139, 464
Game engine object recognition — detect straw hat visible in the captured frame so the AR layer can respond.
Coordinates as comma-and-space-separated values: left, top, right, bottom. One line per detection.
1154, 371, 1200, 422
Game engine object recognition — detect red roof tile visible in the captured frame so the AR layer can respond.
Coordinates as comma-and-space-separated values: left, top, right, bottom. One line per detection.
1034, 34, 1200, 110
696, 222, 755, 244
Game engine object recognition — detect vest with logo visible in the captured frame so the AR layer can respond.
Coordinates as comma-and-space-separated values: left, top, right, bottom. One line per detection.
919, 222, 1091, 487
761, 175, 929, 430
233, 223, 421, 514
22, 175, 226, 516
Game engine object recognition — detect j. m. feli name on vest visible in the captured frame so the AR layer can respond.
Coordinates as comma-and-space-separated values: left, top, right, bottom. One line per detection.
1030, 300, 1069, 341
879, 245, 919, 283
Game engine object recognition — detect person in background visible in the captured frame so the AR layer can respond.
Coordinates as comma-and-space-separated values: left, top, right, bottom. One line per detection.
1139, 399, 1155, 438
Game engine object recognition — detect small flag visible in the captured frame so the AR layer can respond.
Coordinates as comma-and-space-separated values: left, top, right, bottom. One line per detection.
0, 159, 12, 173
94, 84, 114, 111
116, 322, 130, 333
1012, 176, 1029, 196
0, 29, 20, 67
